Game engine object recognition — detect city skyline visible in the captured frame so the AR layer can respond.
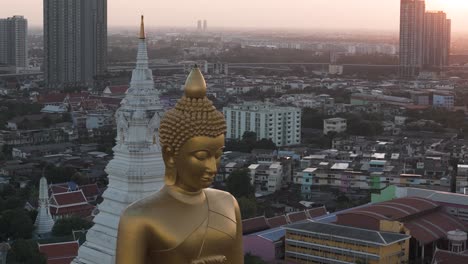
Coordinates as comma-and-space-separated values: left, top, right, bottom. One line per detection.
1, 0, 468, 32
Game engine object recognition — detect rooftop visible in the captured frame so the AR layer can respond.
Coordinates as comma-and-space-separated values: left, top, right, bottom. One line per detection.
38, 241, 79, 264
285, 221, 410, 246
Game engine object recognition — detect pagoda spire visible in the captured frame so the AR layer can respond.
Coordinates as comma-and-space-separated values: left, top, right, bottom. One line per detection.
72, 16, 165, 263
34, 176, 54, 234
139, 15, 145, 39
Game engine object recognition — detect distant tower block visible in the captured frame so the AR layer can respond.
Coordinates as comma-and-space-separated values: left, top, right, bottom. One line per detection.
197, 20, 202, 31
448, 230, 467, 253
203, 19, 207, 31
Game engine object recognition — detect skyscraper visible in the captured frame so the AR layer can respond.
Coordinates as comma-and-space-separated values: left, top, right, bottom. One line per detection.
399, 0, 425, 78
197, 19, 202, 31
0, 16, 28, 68
44, 0, 107, 89
72, 17, 165, 264
203, 19, 208, 31
423, 11, 451, 70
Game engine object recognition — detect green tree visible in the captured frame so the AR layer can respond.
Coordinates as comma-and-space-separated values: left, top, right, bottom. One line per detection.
244, 253, 267, 264
226, 169, 255, 198
44, 165, 77, 183
302, 108, 327, 129
254, 139, 276, 150
0, 208, 35, 240
52, 217, 94, 237
7, 239, 47, 264
238, 197, 258, 219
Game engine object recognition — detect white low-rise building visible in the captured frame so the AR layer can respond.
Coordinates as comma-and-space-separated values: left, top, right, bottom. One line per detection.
249, 162, 284, 192
323, 117, 347, 135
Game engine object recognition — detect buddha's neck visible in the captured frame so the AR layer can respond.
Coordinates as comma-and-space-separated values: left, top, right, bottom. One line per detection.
165, 185, 206, 205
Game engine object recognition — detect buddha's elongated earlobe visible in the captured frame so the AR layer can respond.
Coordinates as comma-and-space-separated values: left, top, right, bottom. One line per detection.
163, 146, 177, 185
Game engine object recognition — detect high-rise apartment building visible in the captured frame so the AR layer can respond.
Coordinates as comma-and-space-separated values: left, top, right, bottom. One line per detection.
423, 11, 451, 70
44, 0, 107, 89
399, 0, 425, 78
223, 103, 301, 147
0, 16, 28, 68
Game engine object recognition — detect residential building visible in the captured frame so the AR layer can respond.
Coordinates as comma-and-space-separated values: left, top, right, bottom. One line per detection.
423, 11, 451, 70
0, 16, 28, 68
284, 221, 410, 264
12, 142, 77, 159
432, 92, 454, 109
399, 0, 425, 78
85, 111, 114, 130
224, 103, 301, 146
44, 0, 107, 89
323, 117, 347, 135
249, 162, 284, 192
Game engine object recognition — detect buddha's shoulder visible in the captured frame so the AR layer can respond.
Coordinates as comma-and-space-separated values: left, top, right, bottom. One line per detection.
204, 188, 236, 204
204, 188, 239, 221
121, 190, 171, 218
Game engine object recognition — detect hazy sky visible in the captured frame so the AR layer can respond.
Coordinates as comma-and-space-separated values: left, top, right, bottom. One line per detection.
2, 0, 468, 32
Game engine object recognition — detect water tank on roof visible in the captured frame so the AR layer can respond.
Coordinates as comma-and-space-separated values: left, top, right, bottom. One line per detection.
448, 230, 467, 253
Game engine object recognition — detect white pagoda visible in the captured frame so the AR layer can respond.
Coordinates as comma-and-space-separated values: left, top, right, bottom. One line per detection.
73, 16, 165, 264
34, 176, 54, 234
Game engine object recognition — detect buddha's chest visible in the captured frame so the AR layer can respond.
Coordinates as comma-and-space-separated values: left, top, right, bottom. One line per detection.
147, 210, 237, 263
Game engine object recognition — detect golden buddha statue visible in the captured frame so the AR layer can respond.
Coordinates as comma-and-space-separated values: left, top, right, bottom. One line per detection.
116, 66, 244, 264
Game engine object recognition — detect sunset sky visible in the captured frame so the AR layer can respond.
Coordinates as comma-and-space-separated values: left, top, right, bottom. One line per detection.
1, 0, 468, 32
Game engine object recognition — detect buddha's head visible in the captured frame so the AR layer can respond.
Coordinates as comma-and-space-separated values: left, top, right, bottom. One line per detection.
159, 66, 227, 192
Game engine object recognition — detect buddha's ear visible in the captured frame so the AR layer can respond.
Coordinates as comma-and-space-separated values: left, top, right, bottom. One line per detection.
162, 146, 175, 168
163, 146, 177, 185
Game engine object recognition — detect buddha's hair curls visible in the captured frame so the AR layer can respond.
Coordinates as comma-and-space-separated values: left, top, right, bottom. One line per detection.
159, 96, 226, 156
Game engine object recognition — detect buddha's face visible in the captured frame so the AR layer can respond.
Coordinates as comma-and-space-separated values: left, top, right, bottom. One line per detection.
165, 135, 224, 192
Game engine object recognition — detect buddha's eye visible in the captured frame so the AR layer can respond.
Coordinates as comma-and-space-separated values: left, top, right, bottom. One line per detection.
193, 151, 209, 160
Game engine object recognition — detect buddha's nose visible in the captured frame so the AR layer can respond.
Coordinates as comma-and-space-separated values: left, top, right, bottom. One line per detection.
205, 157, 217, 174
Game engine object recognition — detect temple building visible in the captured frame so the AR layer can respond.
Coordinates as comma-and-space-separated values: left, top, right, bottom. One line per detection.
73, 16, 165, 263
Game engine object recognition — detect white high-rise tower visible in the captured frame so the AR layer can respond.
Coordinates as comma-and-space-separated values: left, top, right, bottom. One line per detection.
73, 16, 165, 264
34, 176, 54, 234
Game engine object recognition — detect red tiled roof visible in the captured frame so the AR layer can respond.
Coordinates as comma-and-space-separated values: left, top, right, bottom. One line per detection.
80, 184, 100, 199
242, 216, 269, 235
90, 96, 122, 106
432, 249, 468, 264
287, 211, 308, 223
404, 211, 467, 245
338, 197, 468, 245
68, 92, 89, 98
51, 204, 95, 217
52, 190, 87, 206
106, 85, 128, 94
341, 197, 439, 221
38, 241, 79, 264
267, 216, 288, 228
307, 206, 327, 219
49, 184, 69, 194
37, 94, 67, 104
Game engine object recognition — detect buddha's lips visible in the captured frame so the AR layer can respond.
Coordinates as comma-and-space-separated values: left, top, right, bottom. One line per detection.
201, 175, 214, 182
